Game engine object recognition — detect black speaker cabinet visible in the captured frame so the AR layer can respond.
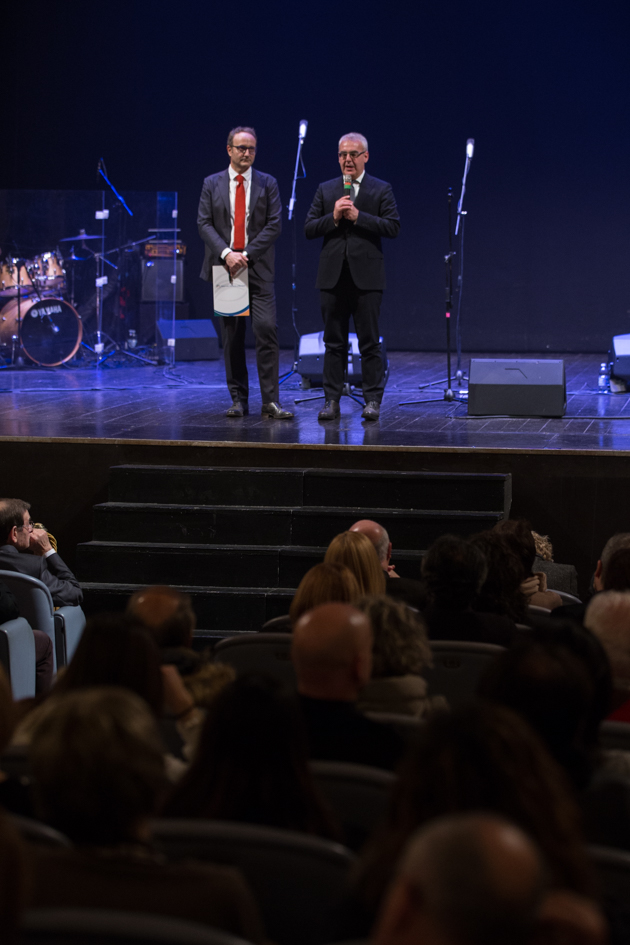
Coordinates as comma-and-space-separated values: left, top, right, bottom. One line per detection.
156, 319, 219, 361
468, 359, 566, 417
611, 334, 630, 379
297, 331, 388, 387
142, 258, 184, 302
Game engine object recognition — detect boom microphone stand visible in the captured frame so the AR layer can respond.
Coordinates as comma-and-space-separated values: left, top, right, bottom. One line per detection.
279, 119, 308, 386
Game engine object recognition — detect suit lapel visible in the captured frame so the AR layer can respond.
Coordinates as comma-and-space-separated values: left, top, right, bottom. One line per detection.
353, 172, 372, 211
249, 170, 262, 225
219, 170, 231, 221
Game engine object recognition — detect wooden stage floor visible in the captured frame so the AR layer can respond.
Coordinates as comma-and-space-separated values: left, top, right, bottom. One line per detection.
0, 350, 628, 453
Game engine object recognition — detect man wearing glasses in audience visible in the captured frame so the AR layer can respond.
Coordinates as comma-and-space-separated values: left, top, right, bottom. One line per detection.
198, 126, 292, 420
305, 133, 400, 422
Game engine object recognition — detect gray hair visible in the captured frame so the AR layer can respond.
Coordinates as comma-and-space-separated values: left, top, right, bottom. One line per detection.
585, 590, 630, 685
339, 132, 368, 151
601, 533, 630, 572
227, 126, 257, 147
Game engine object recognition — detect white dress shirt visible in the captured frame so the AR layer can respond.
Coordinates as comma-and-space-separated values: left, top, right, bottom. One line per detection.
351, 170, 365, 200
221, 165, 252, 259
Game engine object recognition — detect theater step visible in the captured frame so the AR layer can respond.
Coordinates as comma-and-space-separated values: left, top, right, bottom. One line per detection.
89, 504, 502, 549
108, 465, 511, 514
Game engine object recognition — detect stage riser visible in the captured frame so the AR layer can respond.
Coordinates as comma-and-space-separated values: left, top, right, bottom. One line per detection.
89, 505, 502, 549
108, 465, 510, 514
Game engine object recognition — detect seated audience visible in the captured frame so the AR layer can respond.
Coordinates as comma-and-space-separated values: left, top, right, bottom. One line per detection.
324, 531, 387, 596
600, 548, 630, 593
355, 595, 445, 717
350, 519, 426, 609
372, 814, 606, 945
288, 563, 360, 627
291, 603, 405, 770
162, 674, 337, 838
421, 535, 518, 645
585, 591, 630, 721
127, 585, 234, 708
26, 686, 265, 941
533, 529, 579, 597
554, 532, 630, 624
347, 703, 594, 936
493, 518, 563, 610
469, 531, 529, 624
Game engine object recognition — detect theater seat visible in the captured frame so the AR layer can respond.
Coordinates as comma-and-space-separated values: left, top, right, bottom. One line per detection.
153, 819, 355, 945
10, 813, 71, 848
0, 616, 36, 699
309, 760, 395, 851
424, 641, 505, 707
213, 633, 295, 688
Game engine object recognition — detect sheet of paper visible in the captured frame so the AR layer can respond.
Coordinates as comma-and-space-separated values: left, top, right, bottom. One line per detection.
212, 266, 250, 317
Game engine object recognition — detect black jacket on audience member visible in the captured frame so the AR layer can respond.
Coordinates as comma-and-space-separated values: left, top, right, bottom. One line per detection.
298, 695, 405, 771
423, 606, 519, 647
0, 582, 19, 624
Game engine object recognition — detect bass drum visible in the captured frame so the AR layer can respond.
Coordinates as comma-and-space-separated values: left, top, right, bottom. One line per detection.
0, 296, 82, 366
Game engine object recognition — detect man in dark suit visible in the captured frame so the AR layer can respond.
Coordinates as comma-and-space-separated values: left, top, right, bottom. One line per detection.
0, 498, 83, 690
198, 126, 292, 419
305, 133, 400, 421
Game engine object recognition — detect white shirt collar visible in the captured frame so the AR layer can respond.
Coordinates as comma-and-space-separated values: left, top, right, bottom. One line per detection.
229, 165, 253, 181
354, 171, 366, 185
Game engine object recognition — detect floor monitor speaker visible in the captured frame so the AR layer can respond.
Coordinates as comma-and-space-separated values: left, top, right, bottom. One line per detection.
296, 331, 388, 387
468, 358, 566, 417
156, 319, 219, 361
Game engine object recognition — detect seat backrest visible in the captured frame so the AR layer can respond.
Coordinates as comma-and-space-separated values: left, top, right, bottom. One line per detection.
21, 908, 255, 945
214, 633, 295, 688
424, 641, 505, 707
0, 570, 56, 671
363, 711, 424, 741
0, 616, 36, 699
10, 813, 71, 848
549, 589, 582, 605
153, 819, 355, 945
599, 720, 630, 752
589, 844, 630, 909
310, 760, 395, 852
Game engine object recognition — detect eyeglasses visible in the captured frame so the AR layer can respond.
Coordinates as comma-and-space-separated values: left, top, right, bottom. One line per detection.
338, 151, 366, 160
17, 519, 34, 532
232, 145, 257, 154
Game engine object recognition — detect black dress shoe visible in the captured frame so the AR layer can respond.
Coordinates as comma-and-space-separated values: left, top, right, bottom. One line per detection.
318, 400, 340, 421
362, 401, 381, 421
226, 400, 248, 417
261, 402, 294, 419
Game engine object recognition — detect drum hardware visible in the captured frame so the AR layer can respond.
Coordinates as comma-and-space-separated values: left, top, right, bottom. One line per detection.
58, 231, 102, 242
0, 296, 82, 367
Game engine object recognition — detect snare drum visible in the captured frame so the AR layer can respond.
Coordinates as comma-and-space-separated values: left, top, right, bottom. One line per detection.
29, 251, 66, 293
0, 258, 35, 297
0, 296, 82, 366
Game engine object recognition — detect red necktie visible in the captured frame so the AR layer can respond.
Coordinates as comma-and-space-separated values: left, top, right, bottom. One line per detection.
234, 174, 246, 251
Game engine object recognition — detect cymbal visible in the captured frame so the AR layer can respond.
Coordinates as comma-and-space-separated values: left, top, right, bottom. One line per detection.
59, 233, 102, 242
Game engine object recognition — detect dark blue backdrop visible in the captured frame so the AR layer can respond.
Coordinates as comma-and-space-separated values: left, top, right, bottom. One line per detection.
2, 0, 629, 352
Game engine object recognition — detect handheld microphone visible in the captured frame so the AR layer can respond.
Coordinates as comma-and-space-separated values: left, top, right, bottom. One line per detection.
466, 138, 475, 159
343, 174, 353, 198
299, 119, 308, 140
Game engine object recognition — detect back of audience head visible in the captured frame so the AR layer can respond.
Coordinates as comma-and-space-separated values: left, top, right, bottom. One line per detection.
126, 585, 196, 648
289, 563, 360, 625
594, 532, 630, 592
355, 595, 431, 678
493, 518, 537, 578
478, 626, 609, 789
600, 548, 630, 592
53, 612, 163, 716
163, 674, 335, 837
350, 519, 391, 568
533, 530, 554, 561
421, 535, 487, 612
355, 702, 592, 911
469, 531, 527, 621
585, 590, 630, 691
324, 530, 387, 596
30, 687, 166, 846
373, 813, 547, 945
291, 602, 373, 701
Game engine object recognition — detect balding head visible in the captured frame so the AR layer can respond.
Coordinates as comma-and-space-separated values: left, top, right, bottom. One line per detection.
585, 590, 630, 686
291, 603, 373, 701
126, 586, 196, 648
594, 533, 630, 592
350, 519, 391, 567
374, 814, 546, 945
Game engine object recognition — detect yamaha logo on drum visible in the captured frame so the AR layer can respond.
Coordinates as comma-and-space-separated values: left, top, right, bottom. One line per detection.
31, 304, 63, 317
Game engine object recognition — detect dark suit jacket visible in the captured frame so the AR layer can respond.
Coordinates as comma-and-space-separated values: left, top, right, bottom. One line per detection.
198, 168, 282, 283
0, 544, 82, 607
304, 173, 400, 290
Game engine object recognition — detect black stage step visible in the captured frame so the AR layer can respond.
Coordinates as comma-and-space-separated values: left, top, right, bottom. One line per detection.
77, 465, 512, 633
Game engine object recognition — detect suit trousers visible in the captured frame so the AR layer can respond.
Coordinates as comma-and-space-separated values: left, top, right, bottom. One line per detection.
218, 275, 279, 405
320, 262, 384, 404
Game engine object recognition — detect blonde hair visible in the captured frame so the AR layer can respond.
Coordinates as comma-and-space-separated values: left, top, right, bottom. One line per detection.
324, 531, 386, 596
289, 563, 360, 625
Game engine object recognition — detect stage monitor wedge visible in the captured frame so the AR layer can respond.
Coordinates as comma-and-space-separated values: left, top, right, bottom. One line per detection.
297, 331, 388, 387
610, 334, 630, 379
468, 359, 566, 418
157, 319, 219, 361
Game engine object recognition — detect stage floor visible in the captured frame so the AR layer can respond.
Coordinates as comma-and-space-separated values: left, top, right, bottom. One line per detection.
0, 351, 628, 453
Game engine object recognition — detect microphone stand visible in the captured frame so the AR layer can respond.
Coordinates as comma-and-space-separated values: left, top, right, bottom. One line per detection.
279, 123, 307, 387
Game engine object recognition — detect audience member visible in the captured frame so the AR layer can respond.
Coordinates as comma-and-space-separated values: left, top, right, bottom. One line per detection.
600, 549, 630, 592
27, 687, 265, 940
372, 814, 606, 945
421, 534, 518, 645
350, 519, 426, 609
127, 585, 234, 708
0, 811, 28, 945
585, 591, 630, 721
532, 530, 580, 597
162, 674, 337, 837
289, 563, 360, 626
493, 518, 563, 610
355, 595, 444, 717
348, 703, 593, 935
0, 498, 85, 692
291, 603, 404, 770
594, 533, 630, 592
324, 531, 387, 596
469, 531, 529, 624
